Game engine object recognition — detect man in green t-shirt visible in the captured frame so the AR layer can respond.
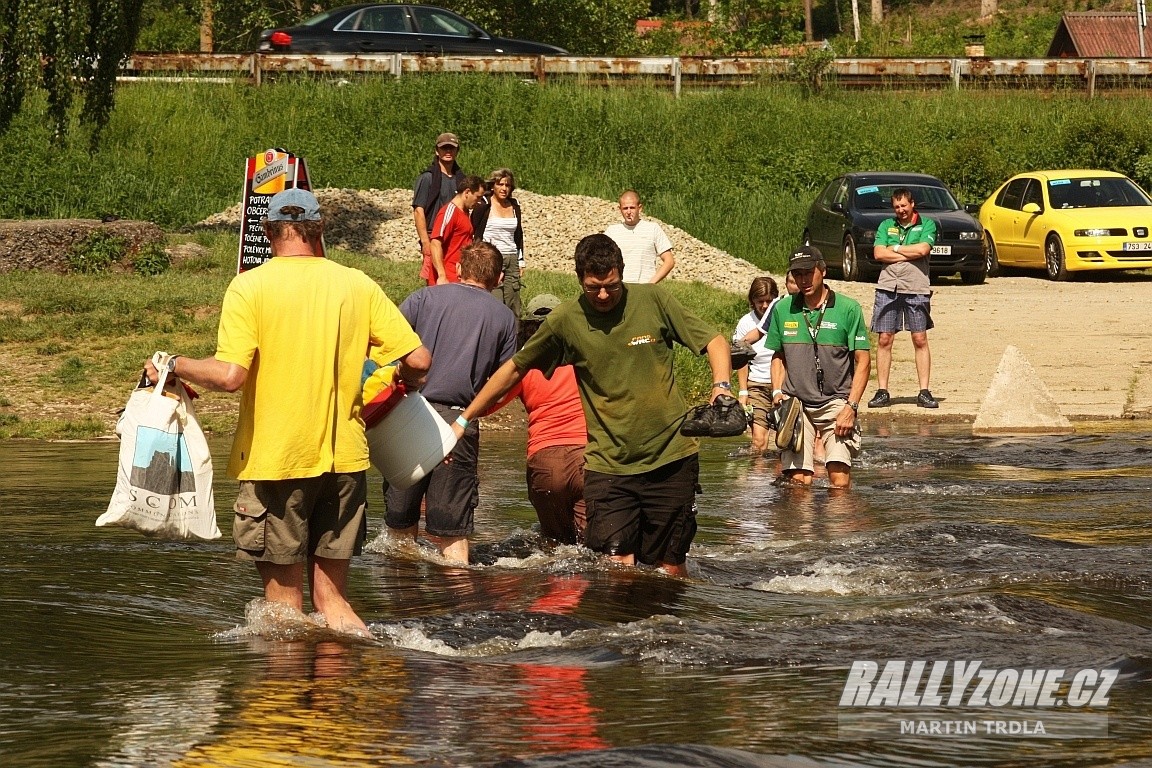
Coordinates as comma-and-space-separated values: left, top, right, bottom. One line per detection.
763, 246, 871, 490
867, 187, 939, 409
455, 233, 732, 576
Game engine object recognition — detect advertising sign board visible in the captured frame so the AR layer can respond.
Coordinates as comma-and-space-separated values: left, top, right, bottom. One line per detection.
237, 149, 318, 272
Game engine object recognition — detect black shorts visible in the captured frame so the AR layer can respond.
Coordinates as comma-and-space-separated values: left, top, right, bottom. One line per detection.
384, 404, 479, 538
583, 454, 700, 566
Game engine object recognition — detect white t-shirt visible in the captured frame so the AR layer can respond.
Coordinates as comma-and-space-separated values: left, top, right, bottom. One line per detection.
604, 220, 674, 283
733, 304, 777, 384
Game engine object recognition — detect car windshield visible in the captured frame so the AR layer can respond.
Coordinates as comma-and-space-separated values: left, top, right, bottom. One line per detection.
1046, 177, 1152, 209
853, 184, 960, 212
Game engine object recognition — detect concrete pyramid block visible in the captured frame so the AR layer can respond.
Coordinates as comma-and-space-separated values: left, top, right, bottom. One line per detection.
972, 346, 1073, 436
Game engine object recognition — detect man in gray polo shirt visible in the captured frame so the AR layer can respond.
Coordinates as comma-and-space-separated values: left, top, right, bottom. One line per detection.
384, 241, 517, 564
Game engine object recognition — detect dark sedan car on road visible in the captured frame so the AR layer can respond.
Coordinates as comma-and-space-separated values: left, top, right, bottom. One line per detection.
803, 172, 987, 284
258, 3, 568, 55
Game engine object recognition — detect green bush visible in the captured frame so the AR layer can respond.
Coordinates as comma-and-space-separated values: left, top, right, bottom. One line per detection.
791, 46, 836, 95
1059, 116, 1149, 180
68, 231, 127, 274
132, 242, 171, 277
137, 3, 200, 52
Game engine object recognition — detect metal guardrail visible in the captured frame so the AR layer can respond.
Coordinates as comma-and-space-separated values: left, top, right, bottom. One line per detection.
122, 54, 1152, 97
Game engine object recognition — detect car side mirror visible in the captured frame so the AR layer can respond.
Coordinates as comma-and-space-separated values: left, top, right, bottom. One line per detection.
964, 203, 981, 215
831, 202, 845, 213
1022, 202, 1041, 214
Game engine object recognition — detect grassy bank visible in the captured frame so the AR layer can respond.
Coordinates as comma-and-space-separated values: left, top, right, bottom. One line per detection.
0, 233, 744, 439
1, 77, 1150, 273
3, 77, 1151, 438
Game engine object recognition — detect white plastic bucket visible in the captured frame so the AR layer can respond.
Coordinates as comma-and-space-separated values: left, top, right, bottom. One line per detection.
366, 392, 458, 489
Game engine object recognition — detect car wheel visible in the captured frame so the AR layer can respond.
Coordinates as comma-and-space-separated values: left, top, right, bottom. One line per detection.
1045, 234, 1070, 281
842, 236, 861, 282
984, 232, 1000, 278
960, 268, 986, 285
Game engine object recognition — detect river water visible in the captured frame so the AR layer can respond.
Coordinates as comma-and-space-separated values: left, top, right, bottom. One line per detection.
2, 426, 1151, 768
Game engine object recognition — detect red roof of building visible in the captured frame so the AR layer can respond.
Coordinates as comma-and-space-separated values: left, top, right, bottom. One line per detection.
1048, 12, 1152, 58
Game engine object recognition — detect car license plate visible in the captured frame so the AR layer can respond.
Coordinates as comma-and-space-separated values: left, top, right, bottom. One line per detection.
1123, 242, 1152, 251
930, 245, 951, 255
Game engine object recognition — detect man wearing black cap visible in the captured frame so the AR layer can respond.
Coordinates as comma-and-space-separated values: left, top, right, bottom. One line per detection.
761, 246, 871, 489
412, 132, 465, 263
146, 188, 431, 636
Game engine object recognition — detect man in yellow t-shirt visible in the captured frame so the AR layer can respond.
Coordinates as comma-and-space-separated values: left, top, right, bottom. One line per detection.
147, 188, 430, 636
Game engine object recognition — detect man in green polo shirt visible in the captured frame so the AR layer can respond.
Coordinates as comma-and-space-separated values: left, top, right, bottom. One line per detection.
763, 246, 871, 490
454, 233, 732, 576
867, 187, 939, 409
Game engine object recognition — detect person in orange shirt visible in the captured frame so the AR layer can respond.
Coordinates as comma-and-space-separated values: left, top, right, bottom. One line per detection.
489, 294, 587, 544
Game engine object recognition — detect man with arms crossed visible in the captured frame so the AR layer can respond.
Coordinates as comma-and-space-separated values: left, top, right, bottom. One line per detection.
604, 190, 676, 284
148, 188, 431, 636
764, 246, 871, 490
412, 132, 464, 264
386, 241, 518, 564
453, 234, 731, 576
867, 187, 939, 409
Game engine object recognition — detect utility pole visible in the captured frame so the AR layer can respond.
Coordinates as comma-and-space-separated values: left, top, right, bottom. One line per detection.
200, 0, 214, 53
1138, 0, 1148, 57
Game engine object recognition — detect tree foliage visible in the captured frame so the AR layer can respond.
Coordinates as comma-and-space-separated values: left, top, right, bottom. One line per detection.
0, 0, 144, 146
445, 0, 649, 55
711, 0, 806, 54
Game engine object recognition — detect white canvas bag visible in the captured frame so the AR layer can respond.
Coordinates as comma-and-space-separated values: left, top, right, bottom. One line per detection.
97, 352, 220, 540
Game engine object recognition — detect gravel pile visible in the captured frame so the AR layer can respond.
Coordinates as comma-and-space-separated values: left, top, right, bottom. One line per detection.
194, 187, 772, 295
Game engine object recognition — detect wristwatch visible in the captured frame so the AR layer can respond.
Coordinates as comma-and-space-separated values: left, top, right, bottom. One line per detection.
847, 400, 859, 411
713, 381, 732, 390
167, 355, 181, 374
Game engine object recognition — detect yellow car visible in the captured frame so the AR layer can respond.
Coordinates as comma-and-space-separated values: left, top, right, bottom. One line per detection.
978, 170, 1152, 281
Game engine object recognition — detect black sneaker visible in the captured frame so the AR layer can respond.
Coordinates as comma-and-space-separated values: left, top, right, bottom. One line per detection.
867, 389, 891, 408
680, 394, 749, 438
917, 389, 939, 409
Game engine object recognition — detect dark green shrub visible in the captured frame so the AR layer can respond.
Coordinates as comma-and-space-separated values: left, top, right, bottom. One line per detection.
68, 231, 127, 274
132, 242, 171, 276
790, 46, 836, 96
934, 137, 1011, 204
1060, 116, 1147, 178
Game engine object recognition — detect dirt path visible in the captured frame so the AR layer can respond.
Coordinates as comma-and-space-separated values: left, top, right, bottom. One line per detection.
825, 273, 1152, 423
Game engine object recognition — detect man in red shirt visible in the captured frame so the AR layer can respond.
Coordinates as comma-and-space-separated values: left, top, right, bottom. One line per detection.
423, 175, 484, 285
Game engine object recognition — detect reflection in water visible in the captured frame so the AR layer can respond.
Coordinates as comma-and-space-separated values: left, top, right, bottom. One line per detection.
3, 430, 1152, 768
173, 641, 411, 767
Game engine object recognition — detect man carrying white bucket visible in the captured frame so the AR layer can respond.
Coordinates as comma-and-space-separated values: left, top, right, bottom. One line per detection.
383, 241, 518, 565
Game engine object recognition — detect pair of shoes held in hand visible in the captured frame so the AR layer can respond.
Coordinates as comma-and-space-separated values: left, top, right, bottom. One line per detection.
680, 394, 749, 438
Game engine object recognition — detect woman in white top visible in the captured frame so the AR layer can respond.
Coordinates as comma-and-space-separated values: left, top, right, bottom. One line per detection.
470, 168, 524, 318
733, 276, 784, 454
